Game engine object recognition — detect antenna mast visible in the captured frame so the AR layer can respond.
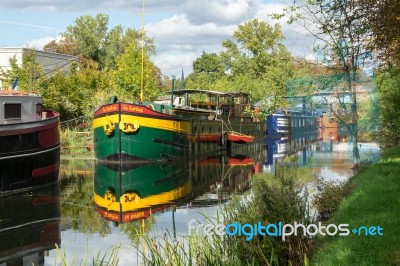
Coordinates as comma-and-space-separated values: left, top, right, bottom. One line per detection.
140, 0, 145, 102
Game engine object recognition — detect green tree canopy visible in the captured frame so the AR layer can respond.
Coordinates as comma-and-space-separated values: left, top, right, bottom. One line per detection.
221, 19, 288, 79
63, 13, 109, 63
360, 0, 400, 66
111, 41, 160, 102
46, 13, 155, 72
187, 19, 293, 103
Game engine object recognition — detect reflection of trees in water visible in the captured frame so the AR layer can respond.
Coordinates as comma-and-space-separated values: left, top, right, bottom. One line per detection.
275, 164, 315, 186
286, 72, 380, 164
120, 216, 155, 242
60, 170, 111, 237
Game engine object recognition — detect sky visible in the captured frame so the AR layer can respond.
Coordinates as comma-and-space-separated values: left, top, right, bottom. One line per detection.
0, 0, 315, 77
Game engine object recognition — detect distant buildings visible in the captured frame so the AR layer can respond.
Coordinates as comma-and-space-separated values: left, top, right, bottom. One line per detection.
0, 47, 78, 88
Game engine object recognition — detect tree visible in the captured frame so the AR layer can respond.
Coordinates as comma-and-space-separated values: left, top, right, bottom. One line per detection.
187, 19, 293, 104
221, 19, 290, 80
111, 42, 160, 102
285, 0, 374, 162
98, 25, 125, 71
63, 13, 109, 63
44, 39, 79, 56
374, 67, 400, 148
360, 0, 400, 66
100, 27, 156, 71
50, 14, 156, 73
186, 52, 226, 90
193, 52, 225, 79
38, 65, 111, 120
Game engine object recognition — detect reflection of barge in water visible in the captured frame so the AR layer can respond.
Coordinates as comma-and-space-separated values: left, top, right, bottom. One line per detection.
94, 145, 264, 223
93, 161, 191, 223
319, 112, 338, 142
264, 110, 321, 174
0, 185, 60, 265
0, 90, 60, 193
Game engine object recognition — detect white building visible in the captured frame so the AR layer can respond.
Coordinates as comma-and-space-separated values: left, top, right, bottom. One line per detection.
0, 47, 78, 88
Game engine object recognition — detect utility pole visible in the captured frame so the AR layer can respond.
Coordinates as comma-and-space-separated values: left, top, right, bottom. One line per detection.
30, 68, 33, 92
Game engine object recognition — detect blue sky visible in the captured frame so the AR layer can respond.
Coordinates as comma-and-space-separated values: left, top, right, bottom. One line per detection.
0, 0, 313, 77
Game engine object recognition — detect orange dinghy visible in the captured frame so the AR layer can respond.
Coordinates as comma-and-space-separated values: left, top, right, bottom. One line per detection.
226, 131, 255, 144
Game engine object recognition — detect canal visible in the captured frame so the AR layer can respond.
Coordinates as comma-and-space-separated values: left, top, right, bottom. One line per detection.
0, 137, 380, 265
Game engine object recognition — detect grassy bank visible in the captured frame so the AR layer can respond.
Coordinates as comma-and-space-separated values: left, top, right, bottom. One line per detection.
312, 145, 400, 265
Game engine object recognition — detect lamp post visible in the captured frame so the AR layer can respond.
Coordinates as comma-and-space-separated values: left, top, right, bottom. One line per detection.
171, 75, 176, 108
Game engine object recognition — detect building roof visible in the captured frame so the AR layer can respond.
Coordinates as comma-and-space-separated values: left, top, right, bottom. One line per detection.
0, 47, 78, 88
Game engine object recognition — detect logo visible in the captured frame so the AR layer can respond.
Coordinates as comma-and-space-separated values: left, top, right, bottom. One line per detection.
188, 220, 383, 241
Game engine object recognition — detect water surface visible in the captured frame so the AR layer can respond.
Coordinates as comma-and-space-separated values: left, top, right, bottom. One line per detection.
0, 139, 380, 265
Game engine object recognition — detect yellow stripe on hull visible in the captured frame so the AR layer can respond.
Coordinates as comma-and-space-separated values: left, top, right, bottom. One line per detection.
93, 114, 119, 129
93, 114, 191, 134
93, 181, 192, 212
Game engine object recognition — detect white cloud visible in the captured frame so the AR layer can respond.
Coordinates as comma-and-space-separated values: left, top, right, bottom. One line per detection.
147, 14, 235, 52
15, 0, 317, 77
146, 14, 236, 76
152, 53, 197, 78
182, 0, 259, 25
24, 35, 62, 50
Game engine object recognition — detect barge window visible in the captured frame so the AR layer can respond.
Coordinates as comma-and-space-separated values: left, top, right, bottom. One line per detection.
4, 103, 21, 119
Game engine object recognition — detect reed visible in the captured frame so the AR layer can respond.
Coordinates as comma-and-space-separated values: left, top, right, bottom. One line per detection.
133, 170, 315, 266
54, 243, 121, 266
60, 128, 93, 154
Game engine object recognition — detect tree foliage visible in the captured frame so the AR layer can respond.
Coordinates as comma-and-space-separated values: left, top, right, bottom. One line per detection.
187, 19, 293, 104
63, 13, 109, 63
285, 0, 377, 161
359, 0, 400, 66
222, 19, 288, 79
2, 50, 43, 91
111, 42, 161, 102
2, 13, 163, 120
38, 66, 111, 120
374, 67, 400, 148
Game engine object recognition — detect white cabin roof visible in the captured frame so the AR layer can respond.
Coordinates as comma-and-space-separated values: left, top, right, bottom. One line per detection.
0, 90, 43, 124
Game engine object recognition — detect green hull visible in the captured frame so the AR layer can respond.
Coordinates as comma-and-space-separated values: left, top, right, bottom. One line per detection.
93, 101, 266, 163
94, 123, 188, 162
94, 162, 190, 199
93, 102, 190, 162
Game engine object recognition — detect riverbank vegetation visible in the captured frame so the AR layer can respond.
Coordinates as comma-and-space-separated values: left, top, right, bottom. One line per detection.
134, 166, 316, 266
311, 144, 400, 265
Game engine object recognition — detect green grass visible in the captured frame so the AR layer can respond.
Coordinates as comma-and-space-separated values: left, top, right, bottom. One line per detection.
311, 145, 400, 266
